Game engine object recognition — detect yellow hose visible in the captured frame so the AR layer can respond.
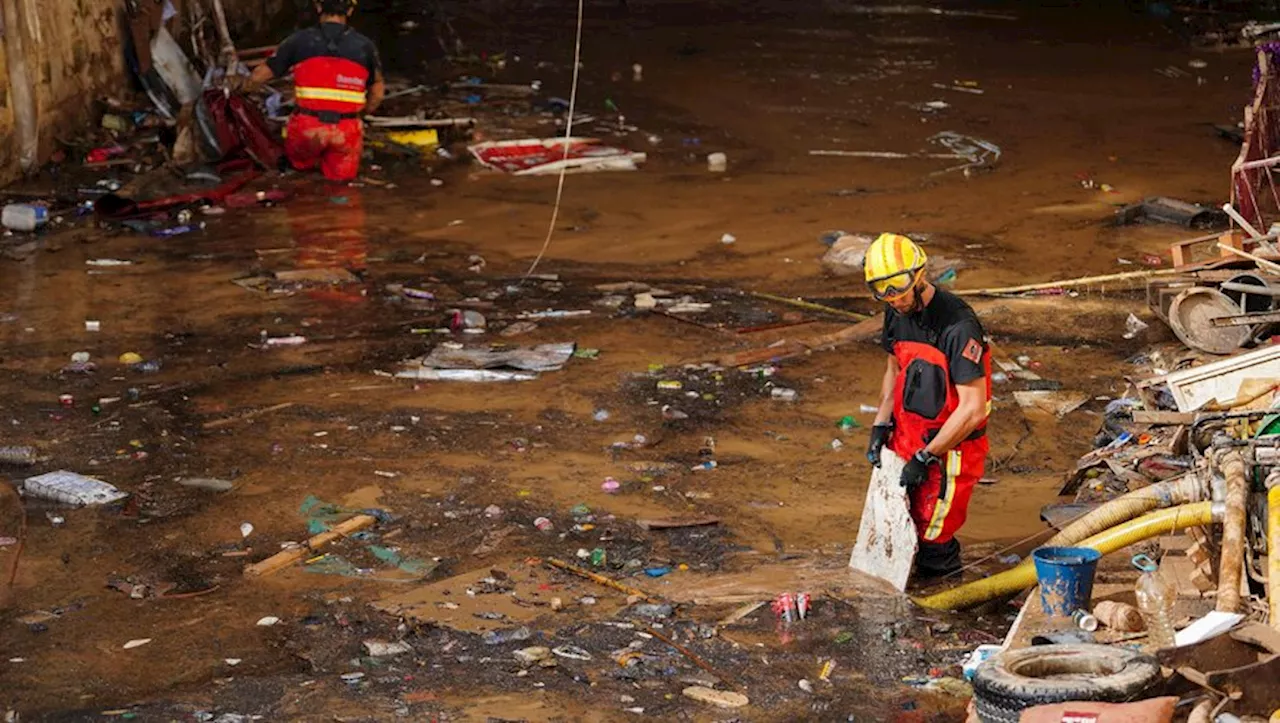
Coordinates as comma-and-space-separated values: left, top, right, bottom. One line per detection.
1043, 474, 1203, 550
1268, 483, 1280, 632
916, 502, 1221, 611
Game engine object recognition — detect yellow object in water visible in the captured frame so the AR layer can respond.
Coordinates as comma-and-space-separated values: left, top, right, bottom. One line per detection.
386, 128, 439, 149
119, 352, 143, 365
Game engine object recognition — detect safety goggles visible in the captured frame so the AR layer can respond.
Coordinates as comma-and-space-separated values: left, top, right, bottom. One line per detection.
867, 270, 918, 301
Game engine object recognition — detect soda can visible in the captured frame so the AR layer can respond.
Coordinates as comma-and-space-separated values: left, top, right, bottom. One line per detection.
796, 592, 811, 620
59, 394, 74, 408
774, 592, 795, 623
534, 517, 553, 532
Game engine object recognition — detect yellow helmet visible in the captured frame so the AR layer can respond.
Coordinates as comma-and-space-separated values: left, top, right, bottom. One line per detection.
864, 233, 928, 301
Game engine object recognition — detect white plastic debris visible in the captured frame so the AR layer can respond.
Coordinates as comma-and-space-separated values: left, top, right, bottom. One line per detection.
23, 470, 127, 506
256, 616, 281, 627
239, 522, 254, 538
1123, 313, 1150, 340
123, 638, 152, 649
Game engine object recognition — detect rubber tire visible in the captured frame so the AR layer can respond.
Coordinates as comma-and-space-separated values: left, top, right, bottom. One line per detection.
971, 644, 1160, 723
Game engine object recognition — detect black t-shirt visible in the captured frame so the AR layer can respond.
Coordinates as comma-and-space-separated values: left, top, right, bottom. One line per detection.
267, 22, 381, 78
881, 288, 987, 384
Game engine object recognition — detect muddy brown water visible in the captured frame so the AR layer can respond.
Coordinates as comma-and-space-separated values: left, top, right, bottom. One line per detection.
0, 0, 1250, 719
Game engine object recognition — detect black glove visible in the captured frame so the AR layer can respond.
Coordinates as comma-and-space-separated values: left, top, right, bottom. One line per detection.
901, 449, 939, 490
866, 423, 893, 468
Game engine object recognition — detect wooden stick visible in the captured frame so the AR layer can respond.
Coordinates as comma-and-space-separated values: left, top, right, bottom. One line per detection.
713, 315, 882, 367
203, 402, 294, 430
1216, 242, 1280, 274
245, 514, 377, 577
955, 268, 1186, 297
646, 626, 740, 688
544, 558, 661, 603
747, 291, 869, 321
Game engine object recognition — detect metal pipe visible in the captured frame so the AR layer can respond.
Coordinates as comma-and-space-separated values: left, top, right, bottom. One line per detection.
1216, 450, 1248, 613
1267, 470, 1280, 632
1221, 282, 1280, 298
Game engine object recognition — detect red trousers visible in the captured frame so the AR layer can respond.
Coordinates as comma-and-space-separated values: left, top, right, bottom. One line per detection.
905, 436, 987, 544
285, 113, 363, 181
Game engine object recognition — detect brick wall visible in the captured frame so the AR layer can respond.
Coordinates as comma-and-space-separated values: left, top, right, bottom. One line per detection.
0, 0, 289, 184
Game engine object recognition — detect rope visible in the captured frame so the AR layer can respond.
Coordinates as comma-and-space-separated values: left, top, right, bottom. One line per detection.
522, 0, 585, 280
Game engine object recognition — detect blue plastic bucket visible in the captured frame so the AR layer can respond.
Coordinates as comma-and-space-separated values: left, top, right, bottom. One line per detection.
1032, 546, 1102, 617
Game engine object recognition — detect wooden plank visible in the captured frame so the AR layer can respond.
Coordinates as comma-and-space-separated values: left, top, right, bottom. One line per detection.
848, 450, 916, 591
245, 514, 378, 577
1133, 411, 1197, 425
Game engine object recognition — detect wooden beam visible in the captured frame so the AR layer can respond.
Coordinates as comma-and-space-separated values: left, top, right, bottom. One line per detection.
245, 514, 378, 577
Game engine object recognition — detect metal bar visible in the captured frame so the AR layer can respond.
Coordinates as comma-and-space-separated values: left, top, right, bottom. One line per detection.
1210, 310, 1280, 327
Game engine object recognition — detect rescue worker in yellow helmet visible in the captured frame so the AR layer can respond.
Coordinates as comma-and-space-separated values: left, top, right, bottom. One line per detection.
864, 233, 992, 579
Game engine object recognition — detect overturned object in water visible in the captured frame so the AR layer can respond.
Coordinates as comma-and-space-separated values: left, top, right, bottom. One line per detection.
1116, 197, 1229, 229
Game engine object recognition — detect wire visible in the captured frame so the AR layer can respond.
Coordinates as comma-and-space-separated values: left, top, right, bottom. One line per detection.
522, 0, 585, 280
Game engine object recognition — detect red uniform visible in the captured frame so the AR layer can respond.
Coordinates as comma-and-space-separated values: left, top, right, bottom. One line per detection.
883, 289, 992, 575
266, 23, 380, 181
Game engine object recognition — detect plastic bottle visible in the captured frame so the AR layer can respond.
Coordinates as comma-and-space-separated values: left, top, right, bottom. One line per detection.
482, 626, 532, 645
1132, 554, 1175, 649
2, 203, 49, 232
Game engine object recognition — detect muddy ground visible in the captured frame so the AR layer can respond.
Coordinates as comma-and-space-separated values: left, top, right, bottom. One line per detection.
0, 0, 1256, 720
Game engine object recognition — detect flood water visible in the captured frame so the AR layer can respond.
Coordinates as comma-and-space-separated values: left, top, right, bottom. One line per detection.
0, 0, 1250, 719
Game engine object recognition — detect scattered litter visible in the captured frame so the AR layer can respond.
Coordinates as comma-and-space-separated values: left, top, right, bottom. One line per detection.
256, 617, 280, 627
1174, 611, 1244, 647
362, 640, 413, 657
1013, 391, 1089, 417
122, 639, 152, 649
397, 342, 576, 381
239, 522, 254, 538
1123, 313, 1150, 340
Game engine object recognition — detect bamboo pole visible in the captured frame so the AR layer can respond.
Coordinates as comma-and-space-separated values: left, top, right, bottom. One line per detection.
209, 0, 239, 77
954, 268, 1186, 297
245, 514, 377, 577
544, 558, 661, 603
747, 291, 869, 321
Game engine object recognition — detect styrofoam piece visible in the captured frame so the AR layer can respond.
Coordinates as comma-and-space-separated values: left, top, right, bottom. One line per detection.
848, 450, 918, 591
1174, 610, 1244, 647
23, 470, 128, 506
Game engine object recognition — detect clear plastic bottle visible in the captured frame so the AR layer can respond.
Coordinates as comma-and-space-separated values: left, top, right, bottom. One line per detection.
2, 203, 48, 232
1132, 554, 1176, 649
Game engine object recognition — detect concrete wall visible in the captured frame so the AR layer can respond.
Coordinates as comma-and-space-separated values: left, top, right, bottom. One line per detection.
0, 0, 289, 184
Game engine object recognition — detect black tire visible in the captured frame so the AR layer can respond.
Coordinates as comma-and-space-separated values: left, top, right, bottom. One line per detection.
971, 644, 1160, 722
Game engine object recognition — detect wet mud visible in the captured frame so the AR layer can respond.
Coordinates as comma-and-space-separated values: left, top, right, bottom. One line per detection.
0, 0, 1253, 720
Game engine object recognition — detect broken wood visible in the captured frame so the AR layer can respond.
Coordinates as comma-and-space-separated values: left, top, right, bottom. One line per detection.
636, 516, 720, 531
717, 601, 766, 626
203, 402, 294, 430
544, 558, 661, 603
1132, 411, 1197, 425
245, 514, 377, 577
1230, 622, 1280, 655
1216, 242, 1280, 274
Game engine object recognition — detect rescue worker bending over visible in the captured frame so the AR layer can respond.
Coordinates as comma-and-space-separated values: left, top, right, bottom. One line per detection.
247, 0, 385, 181
863, 233, 992, 580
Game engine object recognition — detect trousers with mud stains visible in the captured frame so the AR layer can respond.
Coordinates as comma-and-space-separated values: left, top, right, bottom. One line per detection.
284, 113, 364, 181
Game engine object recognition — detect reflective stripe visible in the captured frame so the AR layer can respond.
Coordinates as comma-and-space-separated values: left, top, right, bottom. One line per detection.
985, 399, 992, 417
925, 449, 962, 541
297, 86, 366, 104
